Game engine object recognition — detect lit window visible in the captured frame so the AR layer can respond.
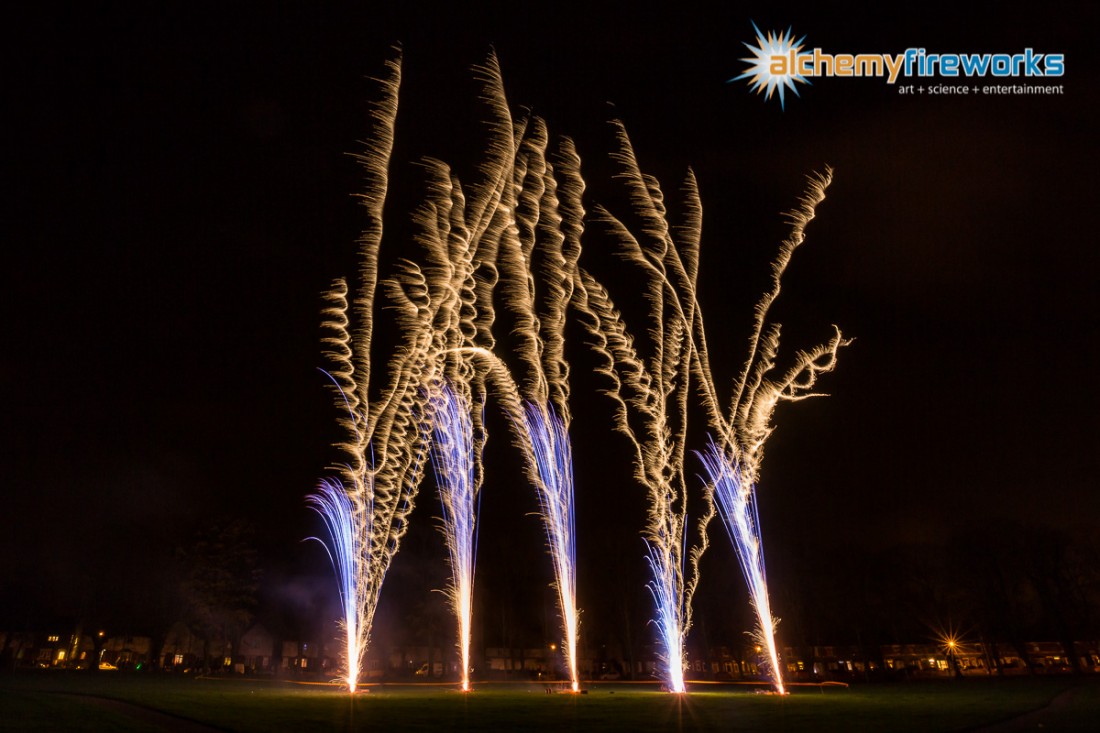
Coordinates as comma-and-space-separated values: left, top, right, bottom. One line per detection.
174, 654, 184, 665
57, 650, 67, 661
47, 635, 59, 643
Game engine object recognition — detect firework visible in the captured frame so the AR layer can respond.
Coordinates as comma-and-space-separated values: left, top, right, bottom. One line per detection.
314, 49, 449, 693
522, 403, 580, 691
314, 47, 848, 700
697, 440, 784, 693
428, 383, 480, 691
486, 96, 586, 691
306, 479, 371, 692
643, 539, 688, 692
572, 122, 848, 693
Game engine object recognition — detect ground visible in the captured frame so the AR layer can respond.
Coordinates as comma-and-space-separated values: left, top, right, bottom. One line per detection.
1, 673, 1098, 732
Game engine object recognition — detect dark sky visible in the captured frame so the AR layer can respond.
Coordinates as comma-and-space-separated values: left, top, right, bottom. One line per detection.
3, 3, 1097, 637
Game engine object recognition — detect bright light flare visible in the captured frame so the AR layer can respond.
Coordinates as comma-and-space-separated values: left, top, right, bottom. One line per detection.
698, 439, 785, 695
934, 624, 972, 657
428, 383, 480, 693
306, 479, 371, 693
522, 403, 580, 693
933, 621, 975, 676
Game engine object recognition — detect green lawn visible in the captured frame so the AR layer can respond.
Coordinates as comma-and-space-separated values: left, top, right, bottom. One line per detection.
2, 673, 1098, 732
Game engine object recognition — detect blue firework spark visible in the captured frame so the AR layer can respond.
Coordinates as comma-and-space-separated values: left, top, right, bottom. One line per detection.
428, 382, 480, 692
698, 438, 786, 693
306, 478, 371, 692
522, 402, 581, 692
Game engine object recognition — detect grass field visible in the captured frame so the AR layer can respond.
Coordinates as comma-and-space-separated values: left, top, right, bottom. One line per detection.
2, 672, 1099, 732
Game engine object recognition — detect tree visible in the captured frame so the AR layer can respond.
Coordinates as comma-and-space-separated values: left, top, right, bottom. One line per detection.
177, 519, 261, 673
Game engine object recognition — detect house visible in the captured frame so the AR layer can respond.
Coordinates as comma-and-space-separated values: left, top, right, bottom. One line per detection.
159, 622, 206, 670
101, 635, 152, 669
238, 624, 275, 672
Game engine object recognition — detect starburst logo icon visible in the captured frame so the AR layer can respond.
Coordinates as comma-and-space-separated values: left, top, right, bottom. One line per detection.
732, 22, 810, 109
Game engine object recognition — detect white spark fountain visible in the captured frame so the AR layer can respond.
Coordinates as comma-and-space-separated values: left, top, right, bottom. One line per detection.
428, 383, 480, 692
306, 479, 371, 693
698, 440, 784, 693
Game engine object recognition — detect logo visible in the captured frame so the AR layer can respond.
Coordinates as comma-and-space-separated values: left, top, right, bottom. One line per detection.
732, 23, 810, 110
731, 22, 1066, 108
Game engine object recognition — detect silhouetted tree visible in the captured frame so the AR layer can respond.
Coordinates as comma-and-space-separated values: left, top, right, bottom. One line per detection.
177, 519, 261, 673
942, 526, 1040, 673
1022, 527, 1095, 674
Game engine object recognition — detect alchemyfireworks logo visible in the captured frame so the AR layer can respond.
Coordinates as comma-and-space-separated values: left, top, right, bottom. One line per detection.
732, 21, 1066, 108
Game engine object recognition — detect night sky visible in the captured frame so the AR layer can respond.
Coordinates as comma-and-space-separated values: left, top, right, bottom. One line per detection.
3, 3, 1097, 645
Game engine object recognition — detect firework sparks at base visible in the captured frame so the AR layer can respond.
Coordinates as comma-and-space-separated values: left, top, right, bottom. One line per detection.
522, 403, 580, 693
699, 439, 785, 695
429, 383, 480, 693
306, 479, 371, 693
644, 540, 688, 694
